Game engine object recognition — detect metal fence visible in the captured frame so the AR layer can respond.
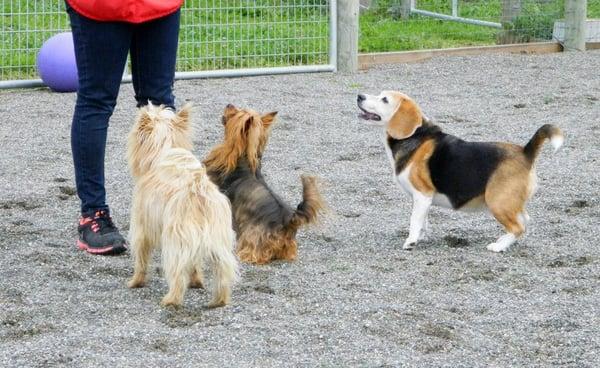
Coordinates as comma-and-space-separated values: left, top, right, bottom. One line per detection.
0, 0, 336, 87
359, 0, 600, 53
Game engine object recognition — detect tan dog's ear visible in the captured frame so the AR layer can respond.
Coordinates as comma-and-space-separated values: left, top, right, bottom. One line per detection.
261, 111, 278, 127
175, 103, 192, 130
137, 107, 153, 131
387, 98, 423, 140
177, 103, 192, 121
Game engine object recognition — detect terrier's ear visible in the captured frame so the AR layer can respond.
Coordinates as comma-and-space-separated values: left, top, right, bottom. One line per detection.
243, 114, 256, 132
222, 104, 238, 125
224, 104, 238, 116
244, 115, 262, 172
261, 111, 278, 127
387, 98, 423, 140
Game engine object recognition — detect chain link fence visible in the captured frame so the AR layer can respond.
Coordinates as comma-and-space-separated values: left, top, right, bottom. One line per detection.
1, 1, 596, 85
359, 0, 600, 53
0, 0, 335, 84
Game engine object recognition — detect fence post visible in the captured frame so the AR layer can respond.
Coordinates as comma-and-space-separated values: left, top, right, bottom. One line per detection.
400, 0, 411, 19
501, 0, 521, 22
337, 0, 359, 72
499, 0, 521, 44
564, 0, 587, 51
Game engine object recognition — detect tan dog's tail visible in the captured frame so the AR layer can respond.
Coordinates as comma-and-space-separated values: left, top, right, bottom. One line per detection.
190, 167, 210, 196
286, 175, 325, 232
200, 180, 239, 308
523, 124, 564, 163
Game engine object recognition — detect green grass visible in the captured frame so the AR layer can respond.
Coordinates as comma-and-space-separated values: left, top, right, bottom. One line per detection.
1, 0, 599, 80
359, 0, 600, 52
0, 0, 331, 80
360, 14, 498, 52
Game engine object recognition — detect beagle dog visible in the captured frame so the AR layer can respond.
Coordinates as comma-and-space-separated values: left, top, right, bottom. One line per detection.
357, 91, 563, 252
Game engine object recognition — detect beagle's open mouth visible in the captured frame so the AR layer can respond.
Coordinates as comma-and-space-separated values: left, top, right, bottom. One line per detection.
357, 105, 381, 121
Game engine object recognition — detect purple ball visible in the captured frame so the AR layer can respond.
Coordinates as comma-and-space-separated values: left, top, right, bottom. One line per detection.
36, 32, 79, 92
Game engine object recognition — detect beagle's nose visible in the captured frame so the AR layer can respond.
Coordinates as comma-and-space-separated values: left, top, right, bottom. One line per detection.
357, 94, 366, 103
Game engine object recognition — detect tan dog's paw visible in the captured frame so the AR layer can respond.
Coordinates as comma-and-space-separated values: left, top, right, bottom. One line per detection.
207, 299, 227, 309
161, 295, 183, 308
207, 291, 230, 308
128, 277, 146, 288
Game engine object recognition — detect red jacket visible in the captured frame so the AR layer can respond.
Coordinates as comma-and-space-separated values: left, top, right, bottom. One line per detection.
66, 0, 184, 23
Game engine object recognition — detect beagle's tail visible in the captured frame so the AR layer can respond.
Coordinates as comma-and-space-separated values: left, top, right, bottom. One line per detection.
523, 124, 564, 163
286, 175, 325, 232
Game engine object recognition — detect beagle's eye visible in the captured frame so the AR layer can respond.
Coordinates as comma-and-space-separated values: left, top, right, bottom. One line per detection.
382, 97, 388, 104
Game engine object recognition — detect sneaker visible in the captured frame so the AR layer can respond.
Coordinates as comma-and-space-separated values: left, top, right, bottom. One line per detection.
77, 210, 128, 255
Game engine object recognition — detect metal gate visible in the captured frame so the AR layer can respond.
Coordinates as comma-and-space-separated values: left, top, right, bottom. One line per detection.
0, 0, 337, 89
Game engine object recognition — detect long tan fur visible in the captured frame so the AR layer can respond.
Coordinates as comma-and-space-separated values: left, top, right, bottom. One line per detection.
204, 105, 325, 265
126, 103, 238, 307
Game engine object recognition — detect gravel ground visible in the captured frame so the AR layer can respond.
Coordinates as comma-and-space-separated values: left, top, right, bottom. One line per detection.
1, 51, 599, 367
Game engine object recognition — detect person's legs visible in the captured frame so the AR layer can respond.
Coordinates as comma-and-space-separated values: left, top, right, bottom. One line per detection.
130, 9, 180, 108
67, 5, 131, 254
68, 5, 131, 215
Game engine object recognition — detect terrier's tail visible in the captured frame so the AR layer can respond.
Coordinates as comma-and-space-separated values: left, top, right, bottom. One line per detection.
286, 175, 326, 232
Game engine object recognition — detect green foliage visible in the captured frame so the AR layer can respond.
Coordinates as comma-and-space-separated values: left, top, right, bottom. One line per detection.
361, 0, 600, 51
505, 0, 564, 42
3, 0, 600, 80
360, 0, 501, 52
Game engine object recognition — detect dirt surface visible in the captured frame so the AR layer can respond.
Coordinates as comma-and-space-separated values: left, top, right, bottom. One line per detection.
1, 50, 599, 367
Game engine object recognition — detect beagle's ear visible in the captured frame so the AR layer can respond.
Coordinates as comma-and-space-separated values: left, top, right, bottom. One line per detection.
261, 111, 278, 127
387, 98, 423, 140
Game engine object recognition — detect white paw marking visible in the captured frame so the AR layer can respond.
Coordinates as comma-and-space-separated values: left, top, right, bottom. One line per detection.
487, 242, 508, 252
403, 240, 416, 250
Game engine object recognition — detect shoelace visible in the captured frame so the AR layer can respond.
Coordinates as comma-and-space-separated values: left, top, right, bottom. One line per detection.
90, 211, 116, 233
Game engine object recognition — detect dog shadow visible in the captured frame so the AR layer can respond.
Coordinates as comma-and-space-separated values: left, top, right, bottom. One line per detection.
389, 229, 496, 250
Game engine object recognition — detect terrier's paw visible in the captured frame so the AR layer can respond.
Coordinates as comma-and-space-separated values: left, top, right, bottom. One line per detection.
486, 242, 508, 253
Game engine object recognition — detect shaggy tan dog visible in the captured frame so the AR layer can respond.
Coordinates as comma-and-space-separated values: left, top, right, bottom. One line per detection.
127, 104, 238, 307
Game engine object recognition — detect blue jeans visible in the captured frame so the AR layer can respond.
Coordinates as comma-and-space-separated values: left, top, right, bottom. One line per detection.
67, 5, 180, 216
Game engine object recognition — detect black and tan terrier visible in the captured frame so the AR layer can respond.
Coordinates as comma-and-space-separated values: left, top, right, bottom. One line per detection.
204, 104, 325, 264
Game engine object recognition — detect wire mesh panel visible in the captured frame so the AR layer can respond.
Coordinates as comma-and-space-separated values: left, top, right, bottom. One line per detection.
179, 0, 331, 71
0, 1, 70, 80
359, 0, 600, 53
0, 0, 333, 83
